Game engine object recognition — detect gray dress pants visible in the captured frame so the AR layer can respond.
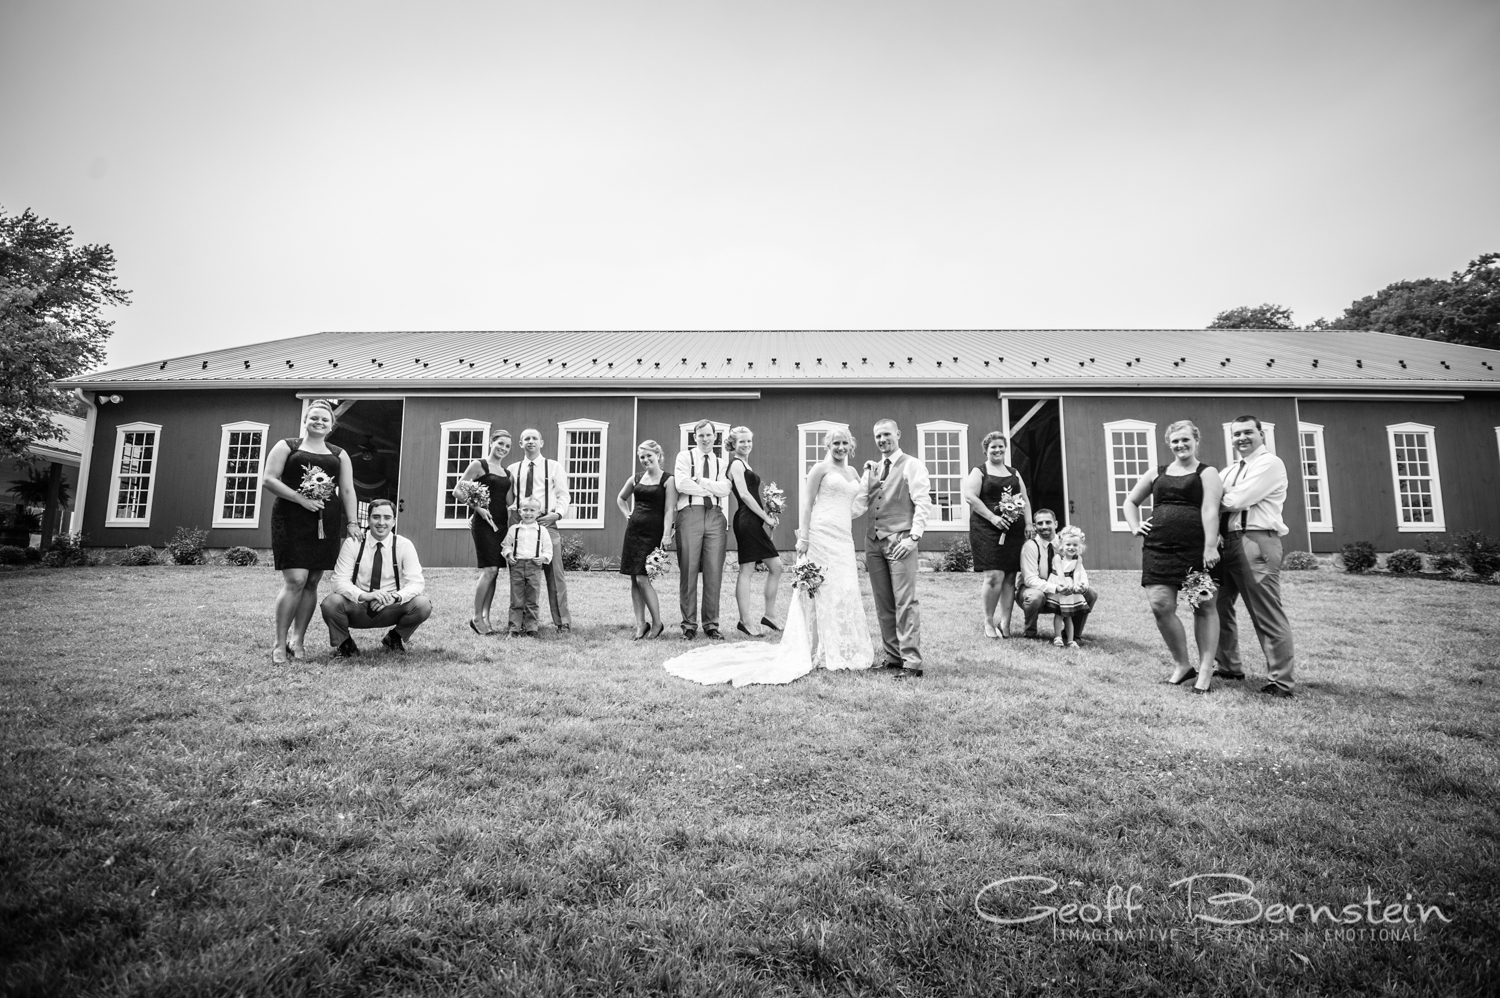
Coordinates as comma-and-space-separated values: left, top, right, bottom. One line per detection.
675, 504, 727, 631
1214, 529, 1296, 691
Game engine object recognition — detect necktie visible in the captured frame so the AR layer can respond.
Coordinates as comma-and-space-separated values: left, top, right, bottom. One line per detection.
1044, 540, 1053, 580
1233, 459, 1247, 532
525, 462, 535, 502
879, 458, 891, 483
702, 453, 713, 507
369, 541, 384, 601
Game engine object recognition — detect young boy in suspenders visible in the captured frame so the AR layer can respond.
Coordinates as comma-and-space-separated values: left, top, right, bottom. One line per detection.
502, 497, 553, 636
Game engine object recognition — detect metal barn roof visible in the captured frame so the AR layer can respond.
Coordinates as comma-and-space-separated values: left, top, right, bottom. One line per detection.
57, 329, 1500, 392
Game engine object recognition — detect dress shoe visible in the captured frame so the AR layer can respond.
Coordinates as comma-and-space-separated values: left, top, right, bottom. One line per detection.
508, 629, 521, 638
1167, 669, 1199, 686
1022, 630, 1039, 639
704, 629, 725, 640
875, 661, 904, 672
1259, 683, 1294, 698
557, 623, 572, 633
649, 622, 665, 639
1213, 669, 1246, 681
335, 637, 360, 658
381, 630, 405, 653
893, 667, 924, 680
468, 619, 482, 635
1191, 687, 1210, 696
631, 624, 648, 641
681, 629, 697, 641
760, 616, 782, 632
736, 622, 762, 638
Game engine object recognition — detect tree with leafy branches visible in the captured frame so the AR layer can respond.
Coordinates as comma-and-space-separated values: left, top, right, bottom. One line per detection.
0, 207, 130, 459
1325, 252, 1499, 349
1206, 304, 1297, 330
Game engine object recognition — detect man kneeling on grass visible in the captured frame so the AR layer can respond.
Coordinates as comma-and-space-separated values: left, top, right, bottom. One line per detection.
321, 498, 431, 656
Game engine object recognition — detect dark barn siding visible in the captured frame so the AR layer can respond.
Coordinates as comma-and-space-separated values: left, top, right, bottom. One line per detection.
637, 389, 1005, 555
1298, 394, 1500, 552
397, 395, 636, 568
83, 390, 304, 548
1061, 395, 1307, 571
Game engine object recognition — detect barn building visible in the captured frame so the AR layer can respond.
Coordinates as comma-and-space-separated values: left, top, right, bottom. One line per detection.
55, 329, 1500, 569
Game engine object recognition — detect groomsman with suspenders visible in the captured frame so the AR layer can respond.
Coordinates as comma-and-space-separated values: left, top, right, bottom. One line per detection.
506, 428, 573, 632
1216, 415, 1297, 697
320, 498, 431, 655
673, 419, 732, 639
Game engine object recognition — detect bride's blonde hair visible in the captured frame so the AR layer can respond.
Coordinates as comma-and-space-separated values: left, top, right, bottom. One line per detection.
825, 427, 856, 457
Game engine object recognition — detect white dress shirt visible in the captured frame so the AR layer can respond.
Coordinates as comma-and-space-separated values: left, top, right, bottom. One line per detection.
506, 456, 572, 522
853, 448, 932, 540
1020, 535, 1059, 591
332, 532, 425, 603
1220, 445, 1289, 536
502, 521, 553, 564
673, 447, 732, 510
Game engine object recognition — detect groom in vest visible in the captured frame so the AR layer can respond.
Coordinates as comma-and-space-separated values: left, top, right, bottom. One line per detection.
860, 419, 931, 679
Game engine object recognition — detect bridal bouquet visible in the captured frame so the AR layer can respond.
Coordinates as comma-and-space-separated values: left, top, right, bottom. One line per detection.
1182, 569, 1218, 610
645, 545, 671, 581
452, 479, 491, 510
791, 559, 826, 598
761, 481, 787, 526
991, 486, 1025, 543
297, 466, 337, 538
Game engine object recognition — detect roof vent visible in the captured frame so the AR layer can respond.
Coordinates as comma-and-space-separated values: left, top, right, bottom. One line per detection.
592, 358, 598, 363
1356, 359, 1363, 368
1044, 357, 1050, 363
816, 358, 822, 365
1031, 361, 1037, 367
376, 362, 382, 368
561, 362, 567, 368
1441, 360, 1450, 368
794, 362, 801, 369
545, 358, 551, 364
727, 358, 732, 364
415, 358, 420, 364
907, 357, 912, 363
772, 358, 777, 365
607, 362, 613, 368
1126, 361, 1133, 367
747, 362, 753, 369
159, 361, 166, 370
637, 358, 642, 364
654, 362, 660, 369
1312, 359, 1319, 367
1266, 359, 1274, 367
701, 361, 707, 368
202, 361, 208, 369
1398, 360, 1406, 368
841, 361, 848, 368
332, 362, 338, 368
460, 358, 465, 364
936, 360, 942, 367
952, 356, 958, 363
423, 363, 429, 368
889, 361, 895, 368
243, 361, 250, 369
682, 358, 688, 364
984, 360, 990, 367
862, 357, 867, 364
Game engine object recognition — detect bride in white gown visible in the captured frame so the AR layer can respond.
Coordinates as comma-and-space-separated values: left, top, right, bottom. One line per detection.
664, 428, 874, 686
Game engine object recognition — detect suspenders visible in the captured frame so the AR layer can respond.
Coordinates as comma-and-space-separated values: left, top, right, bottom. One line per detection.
352, 533, 402, 592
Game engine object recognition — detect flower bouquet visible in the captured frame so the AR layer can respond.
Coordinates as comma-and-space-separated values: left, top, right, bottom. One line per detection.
1182, 569, 1218, 610
761, 481, 787, 527
645, 545, 671, 581
991, 487, 1026, 545
791, 559, 825, 598
298, 466, 337, 538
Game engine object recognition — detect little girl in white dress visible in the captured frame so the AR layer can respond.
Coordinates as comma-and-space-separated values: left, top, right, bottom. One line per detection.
1044, 526, 1090, 648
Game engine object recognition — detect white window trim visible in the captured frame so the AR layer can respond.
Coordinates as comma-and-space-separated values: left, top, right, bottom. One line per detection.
212, 420, 270, 529
1104, 418, 1157, 532
105, 421, 163, 528
678, 420, 731, 459
1222, 420, 1277, 461
1385, 421, 1446, 532
557, 417, 609, 530
916, 419, 970, 531
1297, 422, 1333, 534
436, 418, 491, 529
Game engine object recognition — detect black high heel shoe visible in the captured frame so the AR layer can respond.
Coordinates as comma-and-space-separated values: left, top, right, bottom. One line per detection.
736, 622, 762, 638
632, 623, 648, 641
649, 622, 665, 639
760, 616, 781, 632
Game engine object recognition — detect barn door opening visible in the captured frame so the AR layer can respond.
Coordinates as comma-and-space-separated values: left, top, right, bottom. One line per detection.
325, 399, 405, 527
1003, 397, 1067, 526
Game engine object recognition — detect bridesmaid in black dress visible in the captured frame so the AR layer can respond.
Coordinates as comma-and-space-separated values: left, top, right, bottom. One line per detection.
724, 425, 784, 637
459, 430, 513, 634
262, 400, 361, 664
962, 431, 1033, 638
616, 440, 677, 639
1123, 420, 1225, 692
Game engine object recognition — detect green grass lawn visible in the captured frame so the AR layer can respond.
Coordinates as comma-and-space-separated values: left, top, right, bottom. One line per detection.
2, 564, 1497, 997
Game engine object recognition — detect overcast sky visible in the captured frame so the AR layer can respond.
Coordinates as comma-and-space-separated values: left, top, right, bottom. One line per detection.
3, 0, 1498, 371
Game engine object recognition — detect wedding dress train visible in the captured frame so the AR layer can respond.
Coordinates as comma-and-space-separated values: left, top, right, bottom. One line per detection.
663, 470, 874, 686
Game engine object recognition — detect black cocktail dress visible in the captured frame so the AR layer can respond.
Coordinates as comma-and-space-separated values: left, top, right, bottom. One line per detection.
1140, 463, 1215, 587
270, 439, 345, 571
619, 473, 672, 576
969, 466, 1025, 573
469, 458, 513, 568
729, 459, 780, 565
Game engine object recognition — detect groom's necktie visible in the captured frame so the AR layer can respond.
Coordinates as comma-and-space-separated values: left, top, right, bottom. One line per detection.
879, 458, 891, 483
368, 541, 384, 603
525, 461, 536, 504
701, 453, 714, 507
